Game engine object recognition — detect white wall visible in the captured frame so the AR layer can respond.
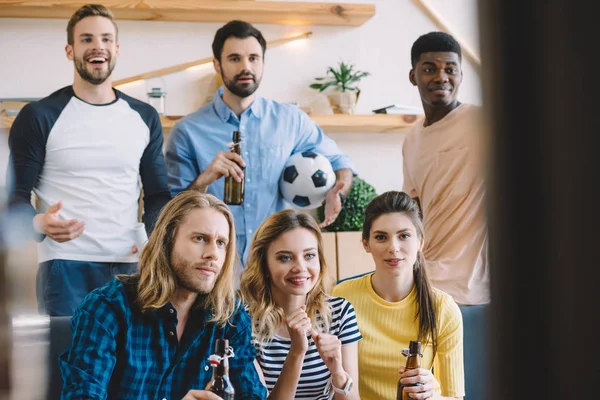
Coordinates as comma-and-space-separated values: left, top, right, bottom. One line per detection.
0, 0, 481, 194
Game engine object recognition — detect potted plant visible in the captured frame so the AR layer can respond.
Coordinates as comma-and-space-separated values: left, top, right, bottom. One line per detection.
310, 61, 370, 114
317, 176, 378, 232
317, 177, 378, 281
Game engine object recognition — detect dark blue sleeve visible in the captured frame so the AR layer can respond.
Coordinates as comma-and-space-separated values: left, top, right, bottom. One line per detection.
139, 110, 171, 235
6, 87, 72, 242
7, 103, 48, 242
227, 307, 267, 399
120, 93, 171, 235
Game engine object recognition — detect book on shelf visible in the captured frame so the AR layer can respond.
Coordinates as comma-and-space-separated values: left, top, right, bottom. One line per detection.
372, 104, 423, 115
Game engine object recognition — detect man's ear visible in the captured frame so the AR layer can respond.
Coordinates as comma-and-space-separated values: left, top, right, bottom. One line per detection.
213, 58, 221, 75
362, 238, 371, 254
409, 69, 417, 86
65, 44, 74, 61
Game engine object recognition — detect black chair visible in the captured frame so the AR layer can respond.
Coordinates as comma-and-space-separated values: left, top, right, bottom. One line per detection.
47, 316, 73, 400
336, 272, 488, 400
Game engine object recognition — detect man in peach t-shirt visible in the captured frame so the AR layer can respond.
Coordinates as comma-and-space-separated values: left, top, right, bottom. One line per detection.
402, 32, 489, 306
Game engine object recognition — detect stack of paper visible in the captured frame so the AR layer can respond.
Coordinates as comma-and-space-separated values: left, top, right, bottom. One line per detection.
372, 104, 423, 115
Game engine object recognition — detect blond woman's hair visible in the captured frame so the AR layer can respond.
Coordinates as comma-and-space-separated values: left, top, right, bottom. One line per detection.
120, 191, 238, 326
240, 209, 333, 344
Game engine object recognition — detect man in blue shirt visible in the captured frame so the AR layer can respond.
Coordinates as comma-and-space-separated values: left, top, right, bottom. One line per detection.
59, 191, 267, 399
165, 20, 355, 263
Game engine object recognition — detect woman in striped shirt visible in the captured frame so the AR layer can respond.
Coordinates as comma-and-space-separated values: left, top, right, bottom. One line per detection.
240, 209, 362, 400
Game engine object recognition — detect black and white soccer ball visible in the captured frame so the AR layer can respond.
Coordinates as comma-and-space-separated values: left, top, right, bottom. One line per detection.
279, 151, 336, 210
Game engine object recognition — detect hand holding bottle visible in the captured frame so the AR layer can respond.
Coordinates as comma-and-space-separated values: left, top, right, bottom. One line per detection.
193, 151, 246, 192
397, 366, 435, 399
181, 390, 223, 400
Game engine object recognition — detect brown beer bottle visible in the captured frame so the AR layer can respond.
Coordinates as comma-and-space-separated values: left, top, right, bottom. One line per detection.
205, 338, 235, 400
396, 341, 423, 400
223, 130, 244, 205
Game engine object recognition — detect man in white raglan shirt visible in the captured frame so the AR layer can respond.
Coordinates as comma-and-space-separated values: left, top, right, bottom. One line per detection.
7, 4, 171, 316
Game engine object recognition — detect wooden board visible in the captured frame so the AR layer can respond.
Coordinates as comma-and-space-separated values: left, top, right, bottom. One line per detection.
1, 112, 418, 134
335, 231, 375, 281
321, 231, 338, 285
0, 0, 376, 27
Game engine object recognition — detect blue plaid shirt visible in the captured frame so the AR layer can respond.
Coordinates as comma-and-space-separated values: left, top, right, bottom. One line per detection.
165, 87, 356, 263
59, 278, 267, 400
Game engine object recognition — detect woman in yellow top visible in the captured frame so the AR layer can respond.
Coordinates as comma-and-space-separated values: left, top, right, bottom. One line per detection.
333, 191, 464, 399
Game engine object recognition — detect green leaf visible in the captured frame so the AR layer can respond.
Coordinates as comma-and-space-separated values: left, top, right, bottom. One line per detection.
309, 83, 323, 90
327, 67, 342, 82
318, 81, 338, 92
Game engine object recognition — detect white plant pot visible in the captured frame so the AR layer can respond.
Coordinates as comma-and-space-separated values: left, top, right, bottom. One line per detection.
327, 90, 358, 114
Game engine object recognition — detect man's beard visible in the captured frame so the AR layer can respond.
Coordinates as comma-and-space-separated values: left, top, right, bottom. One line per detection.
74, 50, 115, 85
222, 70, 260, 98
172, 254, 220, 295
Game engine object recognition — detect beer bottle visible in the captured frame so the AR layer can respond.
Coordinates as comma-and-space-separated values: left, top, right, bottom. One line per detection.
396, 340, 423, 400
224, 131, 244, 205
205, 338, 235, 400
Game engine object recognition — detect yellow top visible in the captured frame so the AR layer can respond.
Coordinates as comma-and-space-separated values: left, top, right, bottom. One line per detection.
332, 273, 465, 399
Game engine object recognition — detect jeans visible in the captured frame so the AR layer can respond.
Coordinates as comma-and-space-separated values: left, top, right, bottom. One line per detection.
36, 259, 138, 316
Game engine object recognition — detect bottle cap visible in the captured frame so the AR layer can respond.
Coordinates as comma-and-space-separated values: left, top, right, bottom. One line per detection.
208, 354, 221, 366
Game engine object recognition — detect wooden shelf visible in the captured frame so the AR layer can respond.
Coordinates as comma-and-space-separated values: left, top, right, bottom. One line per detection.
1, 112, 419, 135
310, 114, 419, 133
161, 114, 419, 134
0, 0, 376, 27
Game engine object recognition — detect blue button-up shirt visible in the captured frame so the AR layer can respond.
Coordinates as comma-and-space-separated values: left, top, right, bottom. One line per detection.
166, 88, 355, 262
59, 278, 267, 400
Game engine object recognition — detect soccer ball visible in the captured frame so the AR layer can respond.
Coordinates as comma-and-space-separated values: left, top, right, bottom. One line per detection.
279, 151, 336, 210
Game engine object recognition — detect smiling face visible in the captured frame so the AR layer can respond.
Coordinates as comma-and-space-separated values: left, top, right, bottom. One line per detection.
266, 227, 321, 300
363, 212, 422, 275
213, 36, 264, 98
66, 16, 119, 85
409, 51, 462, 108
170, 208, 230, 295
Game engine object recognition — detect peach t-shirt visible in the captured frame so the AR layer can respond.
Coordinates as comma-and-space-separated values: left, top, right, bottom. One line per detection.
402, 103, 489, 305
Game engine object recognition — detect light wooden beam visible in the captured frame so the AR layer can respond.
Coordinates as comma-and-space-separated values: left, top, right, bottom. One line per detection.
113, 31, 312, 87
0, 1, 376, 26
413, 0, 481, 72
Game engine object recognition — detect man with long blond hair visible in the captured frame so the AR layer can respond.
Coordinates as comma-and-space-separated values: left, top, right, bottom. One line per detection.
59, 192, 267, 399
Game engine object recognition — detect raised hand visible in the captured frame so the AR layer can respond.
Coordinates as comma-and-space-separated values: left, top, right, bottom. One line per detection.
311, 330, 343, 375
285, 305, 312, 356
33, 201, 85, 243
319, 181, 345, 228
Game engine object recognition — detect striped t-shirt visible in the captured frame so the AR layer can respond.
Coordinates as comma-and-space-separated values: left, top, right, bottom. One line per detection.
253, 297, 362, 399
